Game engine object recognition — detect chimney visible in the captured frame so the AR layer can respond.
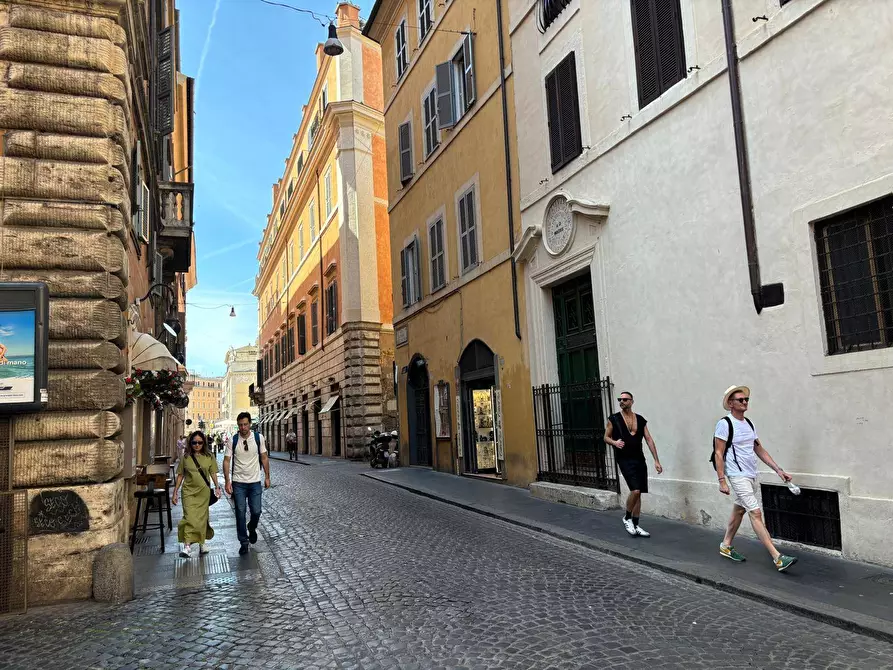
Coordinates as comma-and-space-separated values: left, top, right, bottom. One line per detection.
272, 181, 280, 203
336, 3, 360, 28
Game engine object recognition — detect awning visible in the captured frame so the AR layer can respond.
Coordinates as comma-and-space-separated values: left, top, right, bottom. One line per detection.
319, 395, 340, 414
286, 407, 300, 417
131, 332, 180, 372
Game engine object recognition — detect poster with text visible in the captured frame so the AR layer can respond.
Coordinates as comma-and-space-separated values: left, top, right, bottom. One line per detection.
0, 309, 36, 405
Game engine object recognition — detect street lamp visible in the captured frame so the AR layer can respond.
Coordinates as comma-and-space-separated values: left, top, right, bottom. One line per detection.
323, 23, 344, 56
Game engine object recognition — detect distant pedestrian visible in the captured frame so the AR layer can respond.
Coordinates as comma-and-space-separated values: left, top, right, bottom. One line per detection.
223, 412, 271, 556
604, 391, 662, 537
176, 434, 186, 460
172, 430, 220, 558
286, 428, 298, 461
714, 385, 797, 572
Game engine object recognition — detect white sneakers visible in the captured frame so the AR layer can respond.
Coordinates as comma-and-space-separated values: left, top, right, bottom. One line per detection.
622, 518, 636, 536
635, 525, 650, 537
199, 544, 209, 555
179, 543, 192, 558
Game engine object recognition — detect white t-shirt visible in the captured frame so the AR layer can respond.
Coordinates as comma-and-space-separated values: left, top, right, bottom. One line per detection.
224, 431, 268, 483
714, 414, 758, 478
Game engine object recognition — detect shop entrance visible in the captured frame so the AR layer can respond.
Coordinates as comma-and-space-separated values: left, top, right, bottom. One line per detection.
459, 340, 500, 476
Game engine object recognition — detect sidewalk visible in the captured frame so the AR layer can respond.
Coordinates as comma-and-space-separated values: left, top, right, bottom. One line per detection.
363, 467, 893, 642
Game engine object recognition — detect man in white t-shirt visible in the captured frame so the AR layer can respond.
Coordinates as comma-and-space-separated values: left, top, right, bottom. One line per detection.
223, 412, 271, 556
714, 385, 797, 572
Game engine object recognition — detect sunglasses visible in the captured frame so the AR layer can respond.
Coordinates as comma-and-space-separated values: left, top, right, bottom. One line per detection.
733, 397, 750, 403
618, 397, 632, 402
243, 439, 249, 451
191, 440, 204, 446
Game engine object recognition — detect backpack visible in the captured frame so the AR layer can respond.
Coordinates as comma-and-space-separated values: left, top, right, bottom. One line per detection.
709, 416, 753, 472
231, 430, 263, 478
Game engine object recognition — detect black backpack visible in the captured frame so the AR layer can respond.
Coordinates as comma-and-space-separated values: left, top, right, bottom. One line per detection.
709, 416, 753, 471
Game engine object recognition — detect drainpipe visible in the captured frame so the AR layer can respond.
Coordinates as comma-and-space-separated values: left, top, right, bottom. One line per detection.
315, 168, 325, 351
496, 0, 522, 339
721, 0, 783, 314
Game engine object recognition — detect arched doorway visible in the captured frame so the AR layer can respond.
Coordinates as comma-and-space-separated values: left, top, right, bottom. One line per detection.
459, 340, 501, 476
406, 355, 432, 466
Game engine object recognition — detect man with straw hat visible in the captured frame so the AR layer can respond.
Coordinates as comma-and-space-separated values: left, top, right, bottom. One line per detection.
714, 385, 798, 572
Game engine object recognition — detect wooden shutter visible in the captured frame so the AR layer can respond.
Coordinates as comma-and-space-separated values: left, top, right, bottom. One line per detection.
436, 62, 456, 129
413, 240, 422, 301
463, 33, 476, 107
631, 0, 685, 109
655, 0, 686, 96
545, 53, 582, 172
400, 247, 409, 306
398, 122, 413, 183
545, 70, 563, 171
156, 26, 175, 136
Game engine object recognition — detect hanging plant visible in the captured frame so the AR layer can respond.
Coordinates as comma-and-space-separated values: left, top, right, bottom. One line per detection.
126, 368, 189, 411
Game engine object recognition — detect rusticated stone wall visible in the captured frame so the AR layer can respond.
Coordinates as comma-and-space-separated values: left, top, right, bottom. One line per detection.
0, 0, 134, 603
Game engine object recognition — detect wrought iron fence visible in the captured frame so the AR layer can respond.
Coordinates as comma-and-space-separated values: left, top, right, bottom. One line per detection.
0, 491, 28, 614
532, 378, 618, 492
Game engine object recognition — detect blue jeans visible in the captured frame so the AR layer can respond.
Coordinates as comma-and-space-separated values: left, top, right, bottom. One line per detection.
232, 481, 262, 547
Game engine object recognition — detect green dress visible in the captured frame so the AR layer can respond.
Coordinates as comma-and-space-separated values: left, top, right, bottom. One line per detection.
177, 452, 218, 545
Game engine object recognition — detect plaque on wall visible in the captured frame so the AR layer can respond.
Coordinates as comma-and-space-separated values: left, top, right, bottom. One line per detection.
395, 325, 408, 348
434, 382, 451, 440
29, 490, 90, 535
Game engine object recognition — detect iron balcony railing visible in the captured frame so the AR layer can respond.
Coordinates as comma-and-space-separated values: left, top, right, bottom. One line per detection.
532, 377, 619, 492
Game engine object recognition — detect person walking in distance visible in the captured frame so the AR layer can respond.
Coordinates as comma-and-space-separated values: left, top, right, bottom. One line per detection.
286, 428, 298, 461
604, 391, 663, 537
714, 385, 797, 572
223, 412, 271, 556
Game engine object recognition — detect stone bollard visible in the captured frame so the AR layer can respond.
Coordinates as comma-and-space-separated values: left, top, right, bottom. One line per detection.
92, 543, 134, 604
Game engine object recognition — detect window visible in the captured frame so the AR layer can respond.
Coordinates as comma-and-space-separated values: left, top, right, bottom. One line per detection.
298, 313, 307, 355
400, 238, 422, 307
436, 33, 475, 130
429, 217, 446, 291
815, 195, 893, 355
395, 19, 409, 79
298, 224, 305, 258
398, 121, 414, 184
297, 153, 305, 175
418, 0, 433, 41
545, 52, 583, 173
310, 202, 317, 240
288, 241, 294, 275
630, 0, 686, 109
423, 86, 439, 157
274, 341, 281, 374
309, 114, 320, 147
281, 259, 287, 292
326, 282, 338, 335
322, 84, 328, 110
311, 301, 319, 346
325, 169, 333, 217
458, 187, 479, 273
536, 0, 573, 32
279, 200, 286, 219
287, 323, 296, 363
287, 178, 295, 201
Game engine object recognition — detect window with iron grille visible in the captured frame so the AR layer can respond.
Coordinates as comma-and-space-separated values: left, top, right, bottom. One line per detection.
395, 19, 408, 79
537, 0, 573, 33
545, 52, 582, 173
311, 301, 319, 347
814, 195, 893, 355
429, 217, 446, 291
761, 485, 842, 551
418, 0, 433, 42
326, 282, 338, 335
298, 313, 307, 355
630, 0, 686, 109
458, 187, 479, 273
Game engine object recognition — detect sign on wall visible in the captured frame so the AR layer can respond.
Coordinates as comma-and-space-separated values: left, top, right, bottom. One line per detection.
0, 283, 49, 414
434, 382, 451, 440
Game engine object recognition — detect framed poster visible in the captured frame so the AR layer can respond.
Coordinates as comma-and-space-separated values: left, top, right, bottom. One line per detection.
433, 381, 451, 440
0, 283, 49, 414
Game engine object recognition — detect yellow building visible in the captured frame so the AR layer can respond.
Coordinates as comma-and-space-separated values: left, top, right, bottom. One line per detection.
255, 3, 395, 459
221, 345, 258, 424
185, 375, 223, 429
364, 0, 535, 485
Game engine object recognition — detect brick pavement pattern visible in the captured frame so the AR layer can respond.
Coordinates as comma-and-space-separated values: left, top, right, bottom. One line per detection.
1, 460, 891, 669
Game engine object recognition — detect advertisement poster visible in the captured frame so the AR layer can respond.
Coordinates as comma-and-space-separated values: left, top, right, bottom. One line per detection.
0, 309, 36, 405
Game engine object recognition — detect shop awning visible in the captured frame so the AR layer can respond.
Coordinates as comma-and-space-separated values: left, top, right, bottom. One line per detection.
286, 407, 300, 417
131, 332, 180, 372
319, 395, 340, 414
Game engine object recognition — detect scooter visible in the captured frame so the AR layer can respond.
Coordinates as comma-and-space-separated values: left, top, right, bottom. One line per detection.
368, 428, 398, 468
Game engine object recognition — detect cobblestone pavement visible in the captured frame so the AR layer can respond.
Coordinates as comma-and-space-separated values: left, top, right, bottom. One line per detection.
1, 460, 892, 670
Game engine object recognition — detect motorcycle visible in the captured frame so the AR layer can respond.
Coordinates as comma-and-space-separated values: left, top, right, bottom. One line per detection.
368, 428, 399, 468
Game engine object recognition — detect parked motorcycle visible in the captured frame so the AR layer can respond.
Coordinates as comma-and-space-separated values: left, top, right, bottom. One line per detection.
368, 428, 399, 468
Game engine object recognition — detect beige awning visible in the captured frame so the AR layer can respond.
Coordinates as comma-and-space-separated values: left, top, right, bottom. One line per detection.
319, 395, 340, 414
131, 332, 180, 372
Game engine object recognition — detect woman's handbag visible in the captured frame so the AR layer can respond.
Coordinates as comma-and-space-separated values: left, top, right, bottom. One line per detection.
190, 453, 219, 507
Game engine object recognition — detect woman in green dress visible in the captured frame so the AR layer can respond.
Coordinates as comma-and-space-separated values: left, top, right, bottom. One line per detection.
172, 430, 220, 558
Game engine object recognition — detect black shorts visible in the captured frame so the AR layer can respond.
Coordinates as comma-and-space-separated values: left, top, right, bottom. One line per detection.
617, 459, 648, 493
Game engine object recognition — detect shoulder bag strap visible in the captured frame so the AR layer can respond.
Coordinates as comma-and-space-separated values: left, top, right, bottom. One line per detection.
190, 453, 213, 490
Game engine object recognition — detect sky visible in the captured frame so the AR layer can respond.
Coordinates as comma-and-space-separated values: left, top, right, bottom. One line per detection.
0, 310, 35, 356
179, 0, 375, 376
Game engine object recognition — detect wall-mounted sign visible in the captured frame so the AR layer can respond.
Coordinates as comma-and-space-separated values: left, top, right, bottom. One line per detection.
0, 283, 49, 414
395, 325, 408, 348
434, 382, 451, 440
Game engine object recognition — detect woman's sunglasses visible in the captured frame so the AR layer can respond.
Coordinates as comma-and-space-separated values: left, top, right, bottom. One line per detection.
191, 440, 204, 446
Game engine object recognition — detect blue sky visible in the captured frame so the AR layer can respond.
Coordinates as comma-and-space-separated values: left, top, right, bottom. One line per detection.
180, 0, 374, 376
0, 310, 35, 356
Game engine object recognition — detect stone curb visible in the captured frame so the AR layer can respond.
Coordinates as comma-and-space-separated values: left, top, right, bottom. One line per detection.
363, 472, 893, 644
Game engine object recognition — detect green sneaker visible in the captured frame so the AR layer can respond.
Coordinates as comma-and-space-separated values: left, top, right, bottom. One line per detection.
719, 544, 746, 562
774, 554, 798, 572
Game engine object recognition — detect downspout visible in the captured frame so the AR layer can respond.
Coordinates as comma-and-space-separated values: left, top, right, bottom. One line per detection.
496, 0, 522, 339
315, 167, 325, 351
721, 0, 783, 313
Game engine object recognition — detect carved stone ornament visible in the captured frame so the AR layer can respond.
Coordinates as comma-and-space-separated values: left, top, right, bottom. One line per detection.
543, 196, 574, 256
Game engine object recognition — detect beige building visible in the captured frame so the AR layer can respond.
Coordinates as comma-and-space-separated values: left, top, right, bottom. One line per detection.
221, 345, 258, 424
254, 3, 395, 459
185, 375, 222, 429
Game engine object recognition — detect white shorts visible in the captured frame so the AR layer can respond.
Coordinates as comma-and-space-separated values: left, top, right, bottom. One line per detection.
729, 476, 761, 512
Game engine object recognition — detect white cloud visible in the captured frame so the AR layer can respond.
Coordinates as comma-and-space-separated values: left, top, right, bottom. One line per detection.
0, 327, 13, 337
200, 238, 258, 262
194, 0, 223, 106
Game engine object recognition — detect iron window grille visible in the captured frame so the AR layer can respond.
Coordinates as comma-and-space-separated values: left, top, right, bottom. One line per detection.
761, 485, 842, 551
630, 0, 687, 109
545, 52, 583, 173
815, 194, 893, 355
537, 0, 573, 33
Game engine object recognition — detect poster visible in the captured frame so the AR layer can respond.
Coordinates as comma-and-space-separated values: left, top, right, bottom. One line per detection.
0, 309, 36, 405
434, 382, 451, 439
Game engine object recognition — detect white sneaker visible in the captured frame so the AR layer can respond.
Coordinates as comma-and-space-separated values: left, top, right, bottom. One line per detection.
199, 544, 210, 555
635, 525, 650, 537
622, 517, 636, 536
179, 543, 193, 558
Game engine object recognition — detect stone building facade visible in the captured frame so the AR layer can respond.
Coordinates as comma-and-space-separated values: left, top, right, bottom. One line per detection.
221, 344, 257, 425
0, 0, 194, 604
255, 3, 395, 459
185, 375, 222, 429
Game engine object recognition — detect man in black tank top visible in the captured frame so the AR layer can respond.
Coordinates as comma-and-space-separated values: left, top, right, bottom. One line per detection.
604, 391, 663, 537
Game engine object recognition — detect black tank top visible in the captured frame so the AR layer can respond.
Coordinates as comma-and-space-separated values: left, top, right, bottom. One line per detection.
610, 412, 647, 461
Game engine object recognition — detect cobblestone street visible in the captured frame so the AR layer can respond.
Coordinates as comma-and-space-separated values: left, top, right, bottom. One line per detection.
1, 459, 892, 670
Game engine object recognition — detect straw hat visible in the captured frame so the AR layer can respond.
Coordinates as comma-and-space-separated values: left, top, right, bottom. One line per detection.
723, 385, 751, 411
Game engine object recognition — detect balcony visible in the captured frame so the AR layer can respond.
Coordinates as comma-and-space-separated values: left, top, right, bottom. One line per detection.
158, 181, 194, 272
